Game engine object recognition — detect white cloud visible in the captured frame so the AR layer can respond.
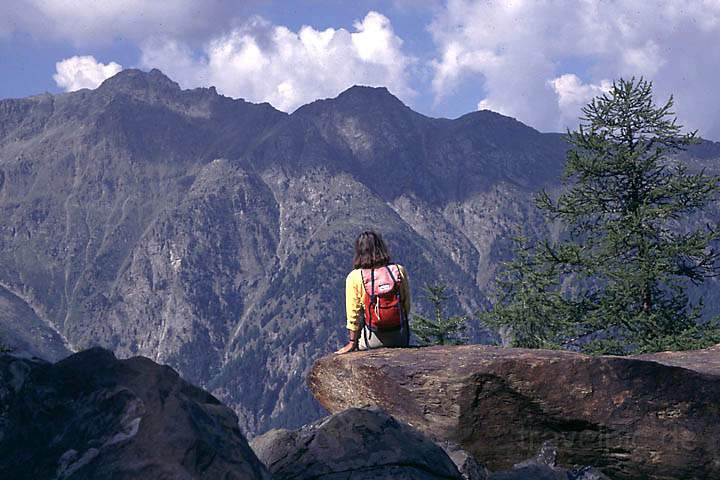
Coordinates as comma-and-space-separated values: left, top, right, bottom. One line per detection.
53, 56, 123, 91
139, 11, 414, 112
429, 0, 720, 137
547, 74, 612, 128
0, 0, 248, 45
138, 38, 209, 87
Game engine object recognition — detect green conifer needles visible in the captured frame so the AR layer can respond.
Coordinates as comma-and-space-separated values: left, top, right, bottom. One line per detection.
484, 77, 720, 354
413, 283, 469, 345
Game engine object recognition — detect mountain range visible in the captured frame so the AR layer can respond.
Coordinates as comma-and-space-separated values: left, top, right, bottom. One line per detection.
1, 68, 719, 436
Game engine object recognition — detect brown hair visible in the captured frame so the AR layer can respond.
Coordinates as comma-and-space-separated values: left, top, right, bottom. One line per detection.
353, 230, 391, 269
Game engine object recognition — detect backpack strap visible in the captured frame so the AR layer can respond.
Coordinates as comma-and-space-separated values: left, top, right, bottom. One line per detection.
388, 264, 408, 345
363, 319, 369, 349
385, 264, 398, 283
366, 268, 376, 343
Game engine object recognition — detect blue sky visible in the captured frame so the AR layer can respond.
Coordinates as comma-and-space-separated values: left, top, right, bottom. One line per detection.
2, 1, 720, 139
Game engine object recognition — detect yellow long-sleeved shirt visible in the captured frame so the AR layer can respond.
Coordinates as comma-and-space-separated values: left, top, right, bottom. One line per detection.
345, 264, 411, 332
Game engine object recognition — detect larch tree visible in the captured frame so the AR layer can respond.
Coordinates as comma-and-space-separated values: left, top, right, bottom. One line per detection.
484, 77, 720, 354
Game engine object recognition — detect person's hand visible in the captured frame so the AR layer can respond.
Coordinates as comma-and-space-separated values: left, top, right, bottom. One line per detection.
334, 341, 357, 355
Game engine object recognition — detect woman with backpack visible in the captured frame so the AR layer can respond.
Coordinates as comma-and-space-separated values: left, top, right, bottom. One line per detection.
335, 230, 411, 354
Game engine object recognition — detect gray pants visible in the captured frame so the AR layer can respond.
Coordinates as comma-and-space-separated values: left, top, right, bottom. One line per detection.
358, 326, 409, 350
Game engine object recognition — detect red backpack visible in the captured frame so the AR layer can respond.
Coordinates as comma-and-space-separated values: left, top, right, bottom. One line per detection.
361, 264, 405, 331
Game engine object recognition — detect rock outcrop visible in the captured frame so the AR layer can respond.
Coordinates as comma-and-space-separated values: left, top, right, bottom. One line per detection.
0, 348, 270, 480
637, 342, 720, 375
440, 442, 490, 480
251, 407, 463, 479
308, 345, 720, 480
486, 441, 610, 480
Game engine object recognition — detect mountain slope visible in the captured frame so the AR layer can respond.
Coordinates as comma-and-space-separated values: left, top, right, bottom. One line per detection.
1, 69, 719, 435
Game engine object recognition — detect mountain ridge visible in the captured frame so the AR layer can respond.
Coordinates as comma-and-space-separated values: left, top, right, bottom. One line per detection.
1, 68, 719, 436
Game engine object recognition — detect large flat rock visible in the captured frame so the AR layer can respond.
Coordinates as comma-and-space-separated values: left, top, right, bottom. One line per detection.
637, 343, 720, 375
308, 345, 720, 480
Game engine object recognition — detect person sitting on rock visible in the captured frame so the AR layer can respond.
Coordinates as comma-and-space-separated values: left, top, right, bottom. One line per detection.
335, 230, 411, 354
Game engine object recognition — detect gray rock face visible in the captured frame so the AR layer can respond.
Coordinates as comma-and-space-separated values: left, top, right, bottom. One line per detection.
440, 442, 489, 480
2, 68, 720, 436
0, 347, 270, 480
309, 345, 720, 479
251, 407, 463, 479
0, 285, 70, 360
487, 441, 610, 480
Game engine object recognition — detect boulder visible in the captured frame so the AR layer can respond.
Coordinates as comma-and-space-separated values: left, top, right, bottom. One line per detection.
251, 407, 463, 479
0, 348, 270, 479
308, 345, 720, 480
440, 442, 489, 480
487, 441, 610, 480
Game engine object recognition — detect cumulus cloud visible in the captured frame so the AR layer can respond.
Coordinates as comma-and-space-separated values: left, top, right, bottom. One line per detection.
0, 0, 248, 45
429, 0, 720, 138
139, 11, 414, 112
547, 74, 612, 128
53, 56, 123, 91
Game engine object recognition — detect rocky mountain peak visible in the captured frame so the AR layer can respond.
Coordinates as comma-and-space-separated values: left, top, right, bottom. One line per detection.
295, 84, 410, 118
95, 68, 186, 106
334, 85, 410, 112
337, 84, 395, 100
